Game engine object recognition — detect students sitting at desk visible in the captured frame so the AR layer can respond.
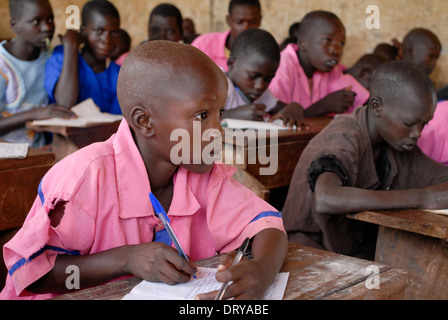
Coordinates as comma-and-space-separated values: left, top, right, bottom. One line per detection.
268, 10, 370, 117
0, 0, 74, 148
282, 61, 448, 260
0, 40, 288, 300
44, 0, 122, 115
192, 0, 262, 72
224, 28, 306, 129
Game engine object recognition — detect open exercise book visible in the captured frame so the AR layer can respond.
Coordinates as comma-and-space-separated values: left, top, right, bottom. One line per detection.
122, 267, 289, 300
423, 209, 448, 216
221, 118, 295, 131
31, 99, 123, 127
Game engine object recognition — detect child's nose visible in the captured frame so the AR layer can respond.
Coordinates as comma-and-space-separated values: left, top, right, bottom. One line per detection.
254, 78, 266, 90
328, 43, 343, 57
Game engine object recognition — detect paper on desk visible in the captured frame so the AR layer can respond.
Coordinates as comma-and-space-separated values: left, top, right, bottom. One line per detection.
0, 142, 28, 159
422, 209, 448, 216
221, 118, 294, 131
122, 267, 289, 300
31, 99, 123, 127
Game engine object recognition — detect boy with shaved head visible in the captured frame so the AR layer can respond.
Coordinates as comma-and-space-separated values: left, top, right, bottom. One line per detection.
1, 41, 287, 300
269, 10, 369, 117
282, 61, 448, 259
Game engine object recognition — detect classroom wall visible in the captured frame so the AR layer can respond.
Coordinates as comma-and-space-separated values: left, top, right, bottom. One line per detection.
0, 0, 447, 88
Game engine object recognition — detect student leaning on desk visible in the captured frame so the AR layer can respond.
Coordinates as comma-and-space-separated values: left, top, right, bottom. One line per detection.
0, 40, 288, 300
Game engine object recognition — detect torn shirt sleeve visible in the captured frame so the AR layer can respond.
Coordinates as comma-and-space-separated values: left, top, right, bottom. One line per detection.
307, 154, 349, 192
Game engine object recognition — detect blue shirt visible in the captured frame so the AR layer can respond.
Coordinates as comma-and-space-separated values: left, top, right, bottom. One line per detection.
44, 45, 121, 115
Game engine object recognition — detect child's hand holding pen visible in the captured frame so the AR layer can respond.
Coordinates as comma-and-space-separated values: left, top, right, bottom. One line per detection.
195, 240, 273, 300
124, 242, 197, 285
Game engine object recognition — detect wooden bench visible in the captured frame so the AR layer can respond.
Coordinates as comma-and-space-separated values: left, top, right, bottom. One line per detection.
348, 209, 448, 299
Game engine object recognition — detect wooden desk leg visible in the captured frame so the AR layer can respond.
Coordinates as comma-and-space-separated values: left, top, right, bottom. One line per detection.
375, 226, 448, 299
231, 167, 270, 201
51, 134, 80, 162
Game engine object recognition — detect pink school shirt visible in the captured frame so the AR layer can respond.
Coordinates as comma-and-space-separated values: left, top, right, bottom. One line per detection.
418, 100, 448, 165
192, 30, 231, 72
225, 77, 278, 112
1, 119, 284, 300
269, 44, 370, 114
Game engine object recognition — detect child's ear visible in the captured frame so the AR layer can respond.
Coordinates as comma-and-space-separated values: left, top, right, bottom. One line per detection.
130, 106, 155, 137
225, 15, 231, 27
369, 97, 383, 116
9, 18, 18, 33
227, 56, 235, 72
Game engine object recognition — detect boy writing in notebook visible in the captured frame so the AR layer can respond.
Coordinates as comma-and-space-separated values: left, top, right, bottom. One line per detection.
282, 61, 448, 260
269, 10, 369, 117
1, 41, 288, 300
0, 0, 73, 148
192, 0, 262, 71
44, 0, 122, 114
224, 28, 306, 129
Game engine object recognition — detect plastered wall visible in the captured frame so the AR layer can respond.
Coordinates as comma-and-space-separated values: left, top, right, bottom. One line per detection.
0, 0, 447, 88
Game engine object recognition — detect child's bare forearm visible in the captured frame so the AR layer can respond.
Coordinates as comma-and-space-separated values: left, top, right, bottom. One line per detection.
26, 246, 129, 295
314, 172, 448, 214
53, 45, 79, 108
251, 228, 288, 283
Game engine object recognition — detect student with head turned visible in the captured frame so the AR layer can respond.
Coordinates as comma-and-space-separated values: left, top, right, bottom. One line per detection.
111, 29, 131, 66
398, 28, 441, 76
282, 61, 448, 260
0, 41, 288, 300
343, 53, 386, 90
397, 28, 448, 166
44, 0, 122, 115
192, 0, 262, 71
225, 28, 306, 129
0, 0, 74, 148
183, 18, 200, 44
269, 10, 370, 118
147, 3, 183, 43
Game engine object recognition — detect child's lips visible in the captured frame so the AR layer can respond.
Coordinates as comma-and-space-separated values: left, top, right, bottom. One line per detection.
325, 59, 339, 68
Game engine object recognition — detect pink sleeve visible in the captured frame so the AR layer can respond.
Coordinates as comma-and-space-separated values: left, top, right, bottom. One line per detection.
418, 102, 448, 165
2, 184, 95, 298
205, 166, 285, 254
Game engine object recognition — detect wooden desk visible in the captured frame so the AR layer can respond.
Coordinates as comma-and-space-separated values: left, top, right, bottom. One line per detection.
27, 122, 120, 162
0, 146, 55, 231
0, 144, 55, 289
51, 242, 408, 300
222, 117, 332, 201
348, 209, 448, 299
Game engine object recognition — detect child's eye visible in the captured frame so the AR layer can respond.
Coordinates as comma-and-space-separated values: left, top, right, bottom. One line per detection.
194, 111, 208, 121
219, 109, 225, 119
96, 28, 104, 35
31, 19, 40, 26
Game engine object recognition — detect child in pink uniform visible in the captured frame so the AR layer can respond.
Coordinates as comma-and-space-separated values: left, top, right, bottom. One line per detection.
0, 41, 287, 300
269, 11, 369, 117
224, 28, 306, 129
192, 0, 262, 71
418, 100, 448, 165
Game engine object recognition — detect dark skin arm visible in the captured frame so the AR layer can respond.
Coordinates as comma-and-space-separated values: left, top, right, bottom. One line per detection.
0, 105, 75, 136
26, 202, 197, 295
303, 86, 357, 118
53, 30, 83, 108
196, 228, 288, 300
313, 171, 448, 215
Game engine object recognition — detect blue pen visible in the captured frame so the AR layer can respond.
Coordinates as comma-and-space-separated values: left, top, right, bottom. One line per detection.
149, 192, 196, 278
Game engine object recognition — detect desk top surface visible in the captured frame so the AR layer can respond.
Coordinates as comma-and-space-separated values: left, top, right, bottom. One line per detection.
224, 117, 332, 146
348, 209, 448, 239
51, 242, 407, 300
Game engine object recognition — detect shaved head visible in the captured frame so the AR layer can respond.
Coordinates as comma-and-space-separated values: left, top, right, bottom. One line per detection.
117, 40, 227, 120
297, 10, 344, 40
370, 61, 436, 108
